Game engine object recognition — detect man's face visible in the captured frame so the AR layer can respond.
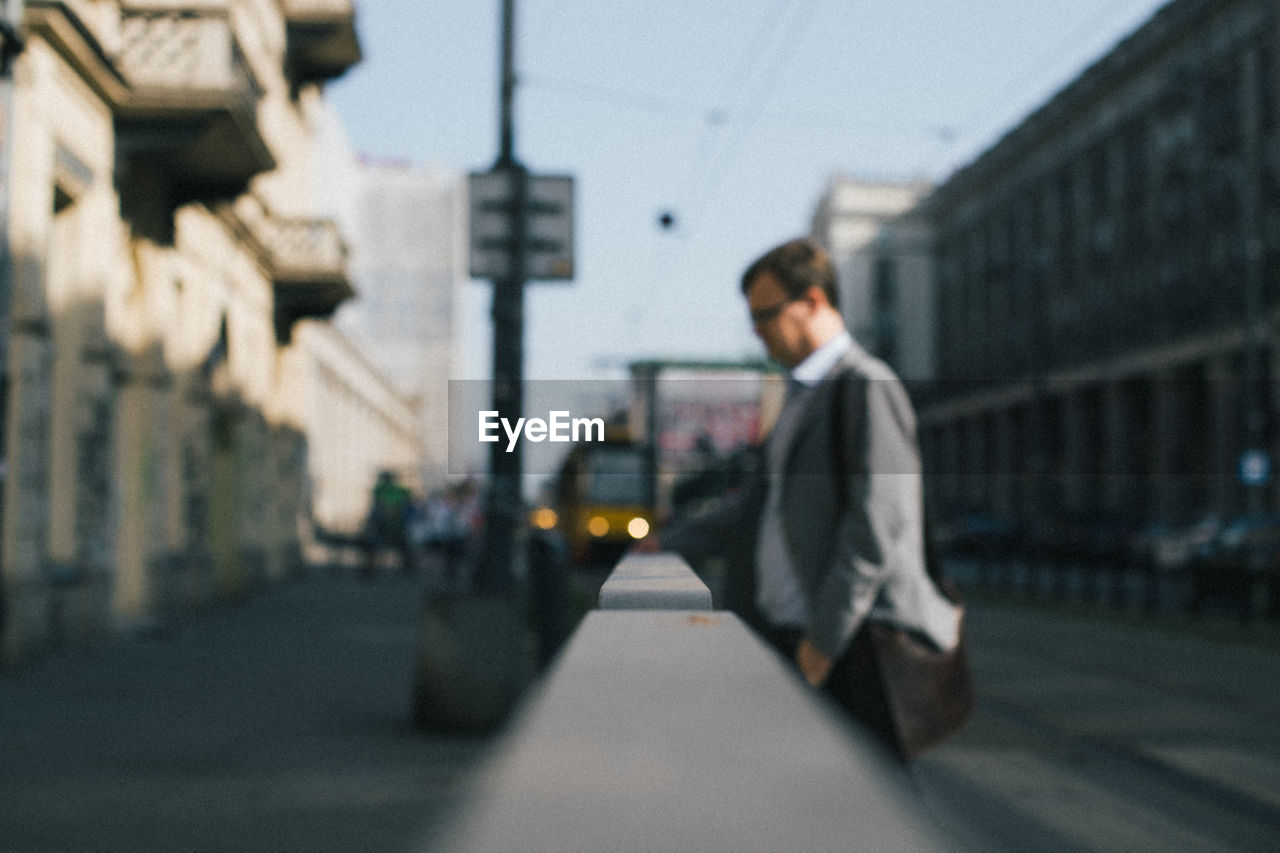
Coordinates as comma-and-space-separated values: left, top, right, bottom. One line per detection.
746, 272, 811, 368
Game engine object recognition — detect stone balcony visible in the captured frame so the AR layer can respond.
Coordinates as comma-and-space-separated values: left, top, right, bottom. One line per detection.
24, 2, 129, 105
113, 3, 274, 205
281, 0, 360, 85
228, 195, 354, 343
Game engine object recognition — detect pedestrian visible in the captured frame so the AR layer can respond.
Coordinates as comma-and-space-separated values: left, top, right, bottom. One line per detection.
637, 237, 964, 760
362, 470, 413, 576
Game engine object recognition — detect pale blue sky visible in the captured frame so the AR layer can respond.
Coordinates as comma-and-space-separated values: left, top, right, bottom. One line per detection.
328, 0, 1171, 381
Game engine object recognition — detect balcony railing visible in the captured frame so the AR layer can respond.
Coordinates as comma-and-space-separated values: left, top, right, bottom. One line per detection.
281, 0, 360, 85
114, 6, 274, 204
229, 195, 353, 343
23, 2, 129, 104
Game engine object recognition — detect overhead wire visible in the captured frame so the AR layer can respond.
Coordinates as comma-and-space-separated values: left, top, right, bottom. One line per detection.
518, 1, 1164, 196
675, 0, 822, 240
674, 0, 792, 227
518, 72, 714, 120
638, 0, 822, 366
507, 0, 1168, 368
518, 0, 821, 241
924, 0, 1165, 177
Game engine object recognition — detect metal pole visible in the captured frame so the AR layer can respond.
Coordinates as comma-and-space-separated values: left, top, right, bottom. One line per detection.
479, 0, 526, 594
1240, 47, 1266, 516
1243, 175, 1264, 515
497, 0, 516, 169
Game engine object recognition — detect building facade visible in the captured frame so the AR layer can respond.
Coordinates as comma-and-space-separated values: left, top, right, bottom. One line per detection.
810, 176, 936, 381
917, 0, 1280, 529
331, 157, 468, 493
277, 317, 420, 540
0, 0, 371, 663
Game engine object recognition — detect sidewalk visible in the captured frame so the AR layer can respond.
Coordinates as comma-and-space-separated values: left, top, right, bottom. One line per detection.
0, 571, 495, 853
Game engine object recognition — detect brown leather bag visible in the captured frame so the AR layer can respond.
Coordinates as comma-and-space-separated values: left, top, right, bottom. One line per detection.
828, 375, 976, 758
868, 606, 974, 759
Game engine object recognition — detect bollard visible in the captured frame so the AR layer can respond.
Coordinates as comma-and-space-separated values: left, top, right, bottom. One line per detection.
527, 528, 571, 670
411, 592, 532, 734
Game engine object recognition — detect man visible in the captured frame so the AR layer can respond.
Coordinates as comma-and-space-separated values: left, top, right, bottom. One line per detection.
363, 470, 414, 576
643, 238, 960, 759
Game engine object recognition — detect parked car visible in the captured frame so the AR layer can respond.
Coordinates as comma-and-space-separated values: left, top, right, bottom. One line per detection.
1194, 514, 1280, 571
1130, 514, 1223, 573
1187, 513, 1280, 621
1019, 514, 1138, 566
934, 514, 1023, 560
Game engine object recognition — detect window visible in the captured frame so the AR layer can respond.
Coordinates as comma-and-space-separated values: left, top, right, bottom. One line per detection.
873, 256, 898, 367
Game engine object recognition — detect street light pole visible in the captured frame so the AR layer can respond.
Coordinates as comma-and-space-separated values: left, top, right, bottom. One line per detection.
412, 0, 533, 734
497, 0, 517, 170
1238, 47, 1267, 516
1242, 177, 1265, 515
479, 0, 526, 594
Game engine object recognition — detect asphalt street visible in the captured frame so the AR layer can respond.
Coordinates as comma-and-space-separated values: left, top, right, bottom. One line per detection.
913, 595, 1280, 852
0, 571, 493, 853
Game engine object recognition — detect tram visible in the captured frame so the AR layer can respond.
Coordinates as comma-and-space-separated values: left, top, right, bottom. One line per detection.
536, 433, 655, 568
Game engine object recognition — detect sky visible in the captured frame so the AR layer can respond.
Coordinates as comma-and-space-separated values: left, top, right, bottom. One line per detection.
326, 0, 1173, 383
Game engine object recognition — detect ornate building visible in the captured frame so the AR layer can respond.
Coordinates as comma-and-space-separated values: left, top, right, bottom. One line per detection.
0, 1, 418, 663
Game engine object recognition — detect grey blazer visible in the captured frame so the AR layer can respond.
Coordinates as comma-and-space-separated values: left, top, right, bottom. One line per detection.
664, 341, 960, 659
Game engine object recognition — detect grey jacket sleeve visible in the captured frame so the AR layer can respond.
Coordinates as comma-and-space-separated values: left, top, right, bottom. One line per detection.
806, 370, 923, 660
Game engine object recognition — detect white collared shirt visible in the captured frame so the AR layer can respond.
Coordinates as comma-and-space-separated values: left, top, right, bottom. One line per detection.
754, 331, 853, 629
790, 330, 853, 389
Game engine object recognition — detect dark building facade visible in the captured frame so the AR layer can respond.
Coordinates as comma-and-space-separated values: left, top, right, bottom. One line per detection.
918, 0, 1280, 530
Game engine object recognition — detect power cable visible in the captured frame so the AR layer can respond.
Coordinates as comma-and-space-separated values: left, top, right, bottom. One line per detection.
520, 72, 715, 120
637, 0, 820, 368
676, 0, 821, 238
931, 0, 1164, 176
522, 0, 818, 239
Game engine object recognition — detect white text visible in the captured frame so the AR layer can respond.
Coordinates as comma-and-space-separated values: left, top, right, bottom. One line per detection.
478, 410, 605, 452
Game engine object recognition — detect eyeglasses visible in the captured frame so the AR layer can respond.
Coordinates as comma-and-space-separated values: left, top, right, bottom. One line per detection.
749, 298, 799, 326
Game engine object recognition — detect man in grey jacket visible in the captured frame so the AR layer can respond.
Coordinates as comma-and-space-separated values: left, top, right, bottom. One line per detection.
642, 238, 959, 759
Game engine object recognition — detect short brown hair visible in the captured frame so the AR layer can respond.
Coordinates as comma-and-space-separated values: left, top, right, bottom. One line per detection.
740, 238, 839, 310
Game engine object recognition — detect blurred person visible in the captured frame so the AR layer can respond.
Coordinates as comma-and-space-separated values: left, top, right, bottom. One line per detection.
362, 470, 414, 576
421, 480, 481, 590
637, 238, 962, 760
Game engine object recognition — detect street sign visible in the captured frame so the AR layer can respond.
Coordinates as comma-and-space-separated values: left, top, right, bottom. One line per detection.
468, 170, 575, 281
1239, 449, 1271, 486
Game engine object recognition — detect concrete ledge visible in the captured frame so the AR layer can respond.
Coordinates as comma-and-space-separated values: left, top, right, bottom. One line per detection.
426, 608, 947, 852
596, 552, 713, 611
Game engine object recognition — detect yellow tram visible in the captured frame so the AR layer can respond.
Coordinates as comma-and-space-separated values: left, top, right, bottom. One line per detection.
534, 434, 655, 568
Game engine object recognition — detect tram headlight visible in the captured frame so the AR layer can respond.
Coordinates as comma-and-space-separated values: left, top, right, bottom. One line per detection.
530, 507, 558, 530
587, 516, 610, 537
627, 517, 650, 539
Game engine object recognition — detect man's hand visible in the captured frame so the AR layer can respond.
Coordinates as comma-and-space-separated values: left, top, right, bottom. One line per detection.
796, 637, 834, 687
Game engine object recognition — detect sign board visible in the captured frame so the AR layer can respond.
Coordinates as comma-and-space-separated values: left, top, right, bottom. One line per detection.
1240, 449, 1271, 486
469, 170, 574, 281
